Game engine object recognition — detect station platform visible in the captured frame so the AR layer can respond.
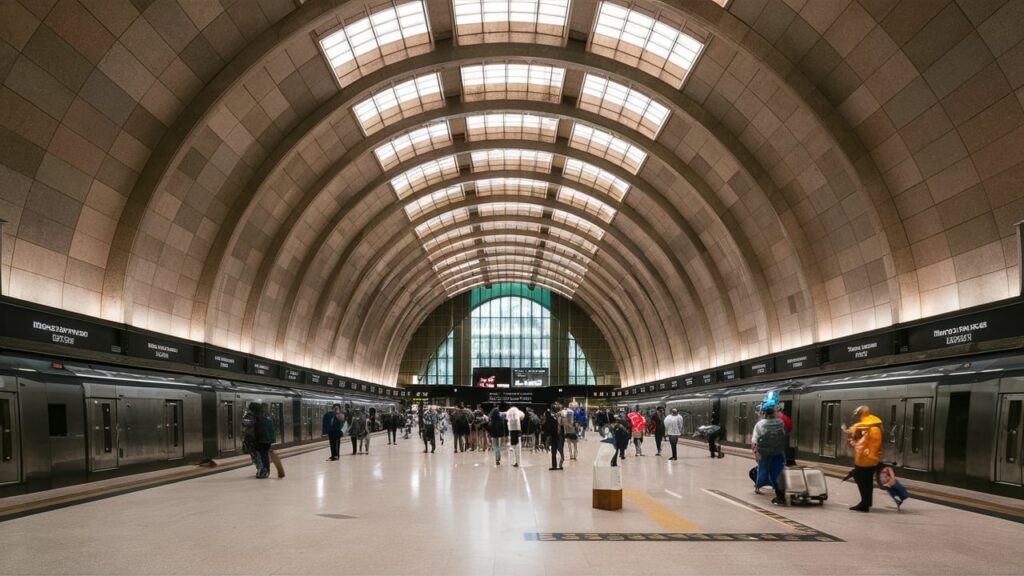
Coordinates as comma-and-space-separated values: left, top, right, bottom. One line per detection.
1, 434, 1021, 576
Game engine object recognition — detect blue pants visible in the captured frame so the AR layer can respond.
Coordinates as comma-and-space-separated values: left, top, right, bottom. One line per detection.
885, 480, 909, 502
756, 453, 784, 497
252, 445, 270, 477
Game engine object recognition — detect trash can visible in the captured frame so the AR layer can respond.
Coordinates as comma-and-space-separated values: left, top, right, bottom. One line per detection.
593, 442, 623, 510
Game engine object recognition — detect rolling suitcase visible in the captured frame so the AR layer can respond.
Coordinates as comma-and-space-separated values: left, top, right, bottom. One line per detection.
782, 466, 827, 505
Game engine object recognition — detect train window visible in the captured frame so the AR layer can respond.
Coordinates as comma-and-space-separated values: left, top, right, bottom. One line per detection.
48, 404, 68, 437
1007, 400, 1022, 463
101, 403, 113, 453
224, 402, 234, 440
1, 399, 11, 462
911, 403, 924, 454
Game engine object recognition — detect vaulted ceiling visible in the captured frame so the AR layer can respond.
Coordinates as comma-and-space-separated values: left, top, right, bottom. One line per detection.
1, 0, 1022, 386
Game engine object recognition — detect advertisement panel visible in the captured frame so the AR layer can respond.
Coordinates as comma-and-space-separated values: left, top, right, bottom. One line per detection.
473, 367, 512, 388
512, 367, 548, 387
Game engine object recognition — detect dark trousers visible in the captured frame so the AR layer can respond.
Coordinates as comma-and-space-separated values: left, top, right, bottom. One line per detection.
549, 436, 561, 468
254, 444, 271, 477
351, 436, 359, 454
668, 435, 679, 459
423, 426, 435, 452
853, 466, 875, 508
708, 433, 720, 457
328, 430, 341, 459
387, 428, 397, 443
655, 431, 664, 454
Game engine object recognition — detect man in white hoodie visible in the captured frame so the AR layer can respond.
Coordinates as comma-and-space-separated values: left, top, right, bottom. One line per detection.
504, 405, 526, 467
664, 408, 684, 461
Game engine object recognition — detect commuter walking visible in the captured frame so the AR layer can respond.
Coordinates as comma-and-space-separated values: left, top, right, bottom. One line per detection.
505, 405, 525, 466
596, 409, 609, 438
752, 406, 786, 505
528, 408, 542, 452
664, 408, 683, 461
323, 404, 343, 460
652, 407, 666, 456
438, 409, 450, 447
706, 412, 724, 458
543, 405, 562, 470
359, 414, 372, 454
451, 404, 468, 452
384, 407, 399, 445
422, 406, 437, 453
575, 405, 587, 441
611, 417, 630, 465
628, 408, 646, 456
349, 409, 367, 455
487, 408, 505, 465
777, 404, 795, 465
242, 403, 275, 478
847, 405, 883, 512
561, 404, 579, 460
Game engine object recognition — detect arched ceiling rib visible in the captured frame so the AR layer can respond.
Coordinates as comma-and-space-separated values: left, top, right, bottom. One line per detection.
4, 0, 1022, 386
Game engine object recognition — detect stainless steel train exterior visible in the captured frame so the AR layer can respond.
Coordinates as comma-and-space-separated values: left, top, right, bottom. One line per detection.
614, 352, 1024, 499
0, 354, 399, 496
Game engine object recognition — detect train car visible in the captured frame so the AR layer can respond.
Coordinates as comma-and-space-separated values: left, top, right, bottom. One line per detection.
0, 353, 399, 496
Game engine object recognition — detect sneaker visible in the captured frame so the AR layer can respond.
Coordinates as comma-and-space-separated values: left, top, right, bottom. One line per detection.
849, 505, 869, 512
754, 488, 763, 495
771, 497, 785, 506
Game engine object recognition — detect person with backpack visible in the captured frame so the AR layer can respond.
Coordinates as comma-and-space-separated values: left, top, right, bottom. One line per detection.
487, 408, 506, 465
242, 402, 275, 479
751, 406, 786, 505
323, 404, 344, 460
627, 408, 646, 456
664, 408, 684, 461
847, 405, 883, 512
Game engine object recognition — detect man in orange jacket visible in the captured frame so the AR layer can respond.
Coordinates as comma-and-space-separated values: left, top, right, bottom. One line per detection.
847, 405, 883, 512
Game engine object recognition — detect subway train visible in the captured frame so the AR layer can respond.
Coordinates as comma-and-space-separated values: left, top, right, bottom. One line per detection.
614, 350, 1024, 499
0, 353, 398, 496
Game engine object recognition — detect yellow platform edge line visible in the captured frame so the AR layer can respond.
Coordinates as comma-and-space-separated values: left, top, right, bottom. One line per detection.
623, 489, 701, 532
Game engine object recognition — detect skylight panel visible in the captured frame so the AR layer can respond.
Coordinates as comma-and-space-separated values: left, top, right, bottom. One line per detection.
470, 149, 553, 172
569, 123, 647, 175
465, 112, 558, 142
479, 221, 543, 234
552, 209, 605, 241
390, 155, 459, 199
452, 0, 570, 46
561, 158, 629, 201
548, 226, 598, 253
422, 225, 474, 251
589, 2, 706, 88
557, 187, 616, 223
415, 207, 470, 237
477, 202, 545, 218
375, 121, 452, 171
445, 276, 577, 299
479, 248, 587, 275
319, 2, 432, 87
579, 73, 670, 139
474, 177, 550, 198
404, 184, 465, 220
461, 63, 565, 103
352, 73, 444, 136
427, 237, 478, 261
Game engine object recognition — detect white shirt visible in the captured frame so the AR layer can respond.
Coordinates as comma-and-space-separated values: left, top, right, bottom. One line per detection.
664, 414, 684, 436
505, 406, 524, 431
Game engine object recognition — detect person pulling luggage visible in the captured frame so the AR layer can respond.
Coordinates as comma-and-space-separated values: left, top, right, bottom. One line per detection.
751, 406, 786, 505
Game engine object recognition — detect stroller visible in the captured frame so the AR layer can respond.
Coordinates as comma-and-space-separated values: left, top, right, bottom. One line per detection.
841, 461, 910, 510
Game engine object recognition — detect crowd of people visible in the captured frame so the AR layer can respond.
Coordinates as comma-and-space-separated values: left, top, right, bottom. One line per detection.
243, 399, 904, 514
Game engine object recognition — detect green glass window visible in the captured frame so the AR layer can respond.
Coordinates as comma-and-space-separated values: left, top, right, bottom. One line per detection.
568, 333, 595, 385
471, 295, 551, 370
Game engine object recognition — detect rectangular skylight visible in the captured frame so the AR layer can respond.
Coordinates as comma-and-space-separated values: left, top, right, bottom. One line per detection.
461, 62, 565, 103
470, 149, 553, 172
352, 73, 444, 136
479, 221, 543, 234
561, 158, 629, 201
427, 237, 477, 261
474, 177, 550, 198
556, 186, 616, 223
569, 123, 647, 175
552, 209, 605, 241
452, 0, 570, 46
477, 202, 545, 218
319, 1, 432, 87
547, 226, 598, 253
579, 73, 670, 139
390, 155, 459, 199
589, 2, 706, 88
444, 276, 577, 298
422, 225, 474, 251
404, 184, 465, 220
374, 121, 452, 171
415, 207, 470, 237
482, 248, 587, 274
465, 112, 559, 142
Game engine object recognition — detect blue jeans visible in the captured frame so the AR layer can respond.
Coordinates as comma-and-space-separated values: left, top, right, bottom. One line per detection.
252, 444, 270, 477
756, 453, 784, 497
492, 437, 501, 461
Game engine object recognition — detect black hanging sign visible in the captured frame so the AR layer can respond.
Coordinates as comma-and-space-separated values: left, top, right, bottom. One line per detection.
717, 365, 739, 382
828, 332, 895, 363
741, 358, 774, 378
306, 372, 323, 387
248, 360, 280, 379
126, 332, 196, 364
776, 349, 820, 372
0, 302, 121, 354
204, 349, 245, 373
282, 367, 304, 382
906, 302, 1024, 351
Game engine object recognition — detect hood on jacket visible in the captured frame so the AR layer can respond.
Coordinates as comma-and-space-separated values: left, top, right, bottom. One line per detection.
852, 414, 882, 428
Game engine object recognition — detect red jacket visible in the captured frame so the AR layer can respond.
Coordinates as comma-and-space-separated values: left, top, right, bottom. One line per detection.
778, 412, 792, 434
628, 412, 645, 433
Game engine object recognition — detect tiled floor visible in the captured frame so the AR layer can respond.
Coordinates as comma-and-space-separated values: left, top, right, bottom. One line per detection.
1, 433, 1021, 575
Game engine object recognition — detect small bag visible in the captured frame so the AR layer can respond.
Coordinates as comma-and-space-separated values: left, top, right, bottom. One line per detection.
565, 432, 578, 440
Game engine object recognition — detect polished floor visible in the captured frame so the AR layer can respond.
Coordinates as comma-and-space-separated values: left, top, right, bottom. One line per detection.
1, 432, 1021, 575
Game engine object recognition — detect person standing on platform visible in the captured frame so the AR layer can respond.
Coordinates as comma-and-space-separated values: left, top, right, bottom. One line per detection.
751, 406, 786, 505
438, 408, 450, 447
504, 404, 525, 466
561, 404, 579, 461
628, 408, 646, 456
349, 409, 367, 455
384, 407, 399, 445
487, 408, 505, 465
777, 404, 795, 465
595, 408, 609, 438
544, 404, 563, 470
422, 406, 437, 453
664, 408, 684, 461
575, 405, 587, 441
451, 404, 467, 452
847, 405, 883, 512
359, 412, 372, 454
323, 404, 343, 460
529, 408, 543, 452
652, 407, 666, 456
611, 416, 630, 464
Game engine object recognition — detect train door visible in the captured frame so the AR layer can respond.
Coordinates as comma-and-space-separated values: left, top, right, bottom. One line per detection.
995, 394, 1024, 486
902, 398, 932, 471
819, 401, 841, 458
734, 402, 750, 444
219, 400, 237, 452
164, 400, 184, 460
88, 398, 119, 471
270, 403, 284, 445
0, 392, 19, 484
306, 405, 316, 440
